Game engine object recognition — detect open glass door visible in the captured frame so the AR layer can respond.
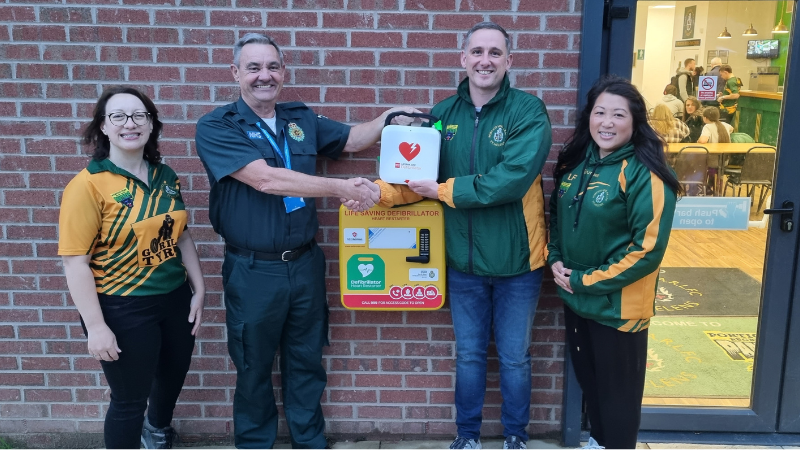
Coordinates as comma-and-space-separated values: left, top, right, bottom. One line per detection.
569, 0, 800, 440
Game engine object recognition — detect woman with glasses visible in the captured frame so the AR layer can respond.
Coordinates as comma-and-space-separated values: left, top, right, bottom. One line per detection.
58, 87, 205, 449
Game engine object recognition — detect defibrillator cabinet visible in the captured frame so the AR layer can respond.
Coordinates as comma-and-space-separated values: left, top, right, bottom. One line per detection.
339, 200, 446, 310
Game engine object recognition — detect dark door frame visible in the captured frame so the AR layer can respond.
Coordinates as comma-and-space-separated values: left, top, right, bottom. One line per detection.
564, 0, 800, 445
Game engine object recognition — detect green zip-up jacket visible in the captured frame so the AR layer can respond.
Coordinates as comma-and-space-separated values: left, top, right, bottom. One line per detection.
547, 142, 677, 331
380, 75, 552, 276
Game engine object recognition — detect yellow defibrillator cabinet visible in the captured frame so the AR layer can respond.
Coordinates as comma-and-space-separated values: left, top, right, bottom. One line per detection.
339, 200, 446, 311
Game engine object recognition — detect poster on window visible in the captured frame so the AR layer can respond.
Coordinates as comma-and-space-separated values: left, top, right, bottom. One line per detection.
683, 6, 697, 39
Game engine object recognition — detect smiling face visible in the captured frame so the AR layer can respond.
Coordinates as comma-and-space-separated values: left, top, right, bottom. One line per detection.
101, 93, 152, 155
231, 43, 285, 113
589, 92, 634, 157
461, 28, 512, 97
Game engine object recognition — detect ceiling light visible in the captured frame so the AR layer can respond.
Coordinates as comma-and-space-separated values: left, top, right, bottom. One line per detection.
718, 27, 732, 39
743, 23, 758, 36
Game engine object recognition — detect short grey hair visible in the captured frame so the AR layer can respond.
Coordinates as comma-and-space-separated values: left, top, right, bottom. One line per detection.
710, 57, 722, 66
233, 33, 284, 67
464, 21, 511, 54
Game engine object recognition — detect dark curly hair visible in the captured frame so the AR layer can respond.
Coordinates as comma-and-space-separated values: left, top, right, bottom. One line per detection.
82, 86, 162, 164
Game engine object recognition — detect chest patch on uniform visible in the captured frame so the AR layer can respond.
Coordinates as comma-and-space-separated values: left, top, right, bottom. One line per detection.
111, 188, 134, 208
162, 182, 179, 198
247, 131, 263, 140
558, 181, 571, 198
444, 124, 458, 141
288, 122, 305, 141
488, 125, 506, 146
592, 189, 610, 206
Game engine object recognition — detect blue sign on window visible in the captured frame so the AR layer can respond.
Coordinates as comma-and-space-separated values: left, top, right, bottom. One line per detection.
672, 197, 751, 230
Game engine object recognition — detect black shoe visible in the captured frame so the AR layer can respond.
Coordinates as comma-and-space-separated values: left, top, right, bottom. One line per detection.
141, 417, 176, 449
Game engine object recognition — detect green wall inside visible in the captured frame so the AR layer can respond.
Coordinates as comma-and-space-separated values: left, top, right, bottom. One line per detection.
774, 1, 793, 85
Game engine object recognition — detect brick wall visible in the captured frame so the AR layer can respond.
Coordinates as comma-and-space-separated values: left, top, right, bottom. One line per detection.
0, 0, 580, 445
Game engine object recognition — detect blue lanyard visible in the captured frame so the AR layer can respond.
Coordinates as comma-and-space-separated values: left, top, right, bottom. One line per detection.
256, 122, 291, 170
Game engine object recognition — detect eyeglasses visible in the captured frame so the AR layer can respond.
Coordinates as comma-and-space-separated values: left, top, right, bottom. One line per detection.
106, 111, 151, 126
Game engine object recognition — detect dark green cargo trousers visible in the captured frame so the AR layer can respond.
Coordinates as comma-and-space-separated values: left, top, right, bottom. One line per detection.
222, 244, 329, 449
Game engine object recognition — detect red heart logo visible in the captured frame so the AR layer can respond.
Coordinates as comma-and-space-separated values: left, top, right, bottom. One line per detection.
352, 232, 357, 238
399, 142, 421, 161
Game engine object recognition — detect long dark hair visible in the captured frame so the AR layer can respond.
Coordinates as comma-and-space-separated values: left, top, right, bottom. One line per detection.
82, 86, 162, 164
554, 75, 682, 195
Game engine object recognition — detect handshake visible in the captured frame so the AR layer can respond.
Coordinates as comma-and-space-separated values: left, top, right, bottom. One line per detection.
340, 177, 380, 212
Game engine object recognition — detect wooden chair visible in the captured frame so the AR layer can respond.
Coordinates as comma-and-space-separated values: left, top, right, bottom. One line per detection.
722, 147, 776, 211
672, 146, 710, 196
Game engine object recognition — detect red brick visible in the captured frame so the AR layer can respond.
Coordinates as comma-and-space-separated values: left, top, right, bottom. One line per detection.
357, 405, 401, 419
41, 84, 96, 100
42, 310, 80, 323
72, 64, 125, 80
431, 13, 483, 30
354, 374, 402, 387
32, 208, 61, 224
516, 71, 566, 88
16, 64, 69, 80
21, 357, 70, 371
0, 207, 29, 221
324, 87, 375, 104
380, 327, 428, 340
0, 389, 21, 401
7, 225, 57, 241
19, 326, 68, 340
184, 28, 235, 46
542, 52, 579, 69
279, 87, 321, 103
157, 47, 209, 64
283, 49, 321, 66
0, 83, 42, 99
265, 11, 316, 27
322, 12, 374, 28
0, 326, 13, 339
51, 404, 101, 418
329, 325, 378, 340
21, 102, 73, 118
348, 0, 396, 8
324, 50, 375, 67
0, 404, 48, 418
40, 6, 92, 22
519, 0, 569, 11
322, 405, 353, 418
97, 8, 149, 24
7, 189, 58, 206
351, 32, 403, 48
517, 33, 569, 51
459, 0, 509, 10
210, 10, 262, 27
12, 25, 66, 41
330, 389, 377, 403
380, 389, 426, 403
379, 88, 430, 104
127, 27, 180, 44
349, 69, 401, 86
511, 52, 541, 69
0, 6, 36, 21
379, 51, 429, 67
178, 389, 227, 402
293, 0, 343, 7
185, 67, 231, 83
354, 311, 403, 324
329, 358, 378, 372
68, 26, 122, 42
0, 243, 33, 257
47, 373, 96, 387
490, 15, 542, 30
178, 0, 231, 6
25, 389, 71, 403
232, 0, 282, 6
542, 89, 578, 106
0, 155, 52, 171
0, 44, 39, 61
0, 357, 18, 370
406, 374, 452, 388
412, 31, 460, 48
155, 9, 205, 25
545, 15, 582, 31
407, 405, 452, 419
377, 12, 428, 29
293, 69, 346, 86
327, 373, 353, 387
129, 66, 181, 82
405, 70, 457, 87
406, 0, 454, 10
380, 358, 429, 372
30, 173, 77, 189
0, 373, 44, 385
293, 31, 345, 48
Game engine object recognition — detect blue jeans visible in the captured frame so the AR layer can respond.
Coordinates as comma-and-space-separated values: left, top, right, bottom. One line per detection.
448, 267, 544, 441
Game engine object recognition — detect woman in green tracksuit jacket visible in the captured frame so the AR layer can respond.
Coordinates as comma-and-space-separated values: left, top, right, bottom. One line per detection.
547, 76, 681, 449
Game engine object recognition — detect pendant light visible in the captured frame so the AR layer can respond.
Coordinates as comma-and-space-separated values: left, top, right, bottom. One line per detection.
718, 3, 732, 39
743, 23, 758, 36
773, 1, 789, 34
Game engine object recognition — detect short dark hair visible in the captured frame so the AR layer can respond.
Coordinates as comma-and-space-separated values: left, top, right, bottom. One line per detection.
234, 33, 284, 67
554, 75, 682, 195
684, 58, 695, 67
464, 21, 511, 54
664, 84, 678, 96
720, 64, 733, 74
82, 86, 162, 164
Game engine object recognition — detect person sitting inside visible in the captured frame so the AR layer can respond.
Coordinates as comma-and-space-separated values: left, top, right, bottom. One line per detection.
649, 103, 690, 143
660, 85, 684, 119
697, 107, 733, 144
683, 97, 705, 143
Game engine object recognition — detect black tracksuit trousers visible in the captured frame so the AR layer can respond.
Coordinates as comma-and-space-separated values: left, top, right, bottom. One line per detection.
564, 306, 649, 449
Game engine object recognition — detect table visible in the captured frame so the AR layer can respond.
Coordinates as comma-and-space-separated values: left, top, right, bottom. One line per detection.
666, 143, 776, 195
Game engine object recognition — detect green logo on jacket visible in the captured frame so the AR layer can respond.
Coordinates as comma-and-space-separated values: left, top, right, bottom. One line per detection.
592, 189, 610, 206
488, 125, 506, 146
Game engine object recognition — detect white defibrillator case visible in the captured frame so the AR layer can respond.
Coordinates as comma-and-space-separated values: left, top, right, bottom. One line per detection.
378, 113, 441, 185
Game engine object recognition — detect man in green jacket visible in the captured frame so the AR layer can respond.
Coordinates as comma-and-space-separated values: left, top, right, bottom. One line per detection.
378, 21, 552, 450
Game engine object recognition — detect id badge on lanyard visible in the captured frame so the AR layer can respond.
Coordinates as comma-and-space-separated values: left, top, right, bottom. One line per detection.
256, 122, 306, 213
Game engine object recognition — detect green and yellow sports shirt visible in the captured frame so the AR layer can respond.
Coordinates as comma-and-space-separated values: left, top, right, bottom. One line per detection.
58, 158, 188, 296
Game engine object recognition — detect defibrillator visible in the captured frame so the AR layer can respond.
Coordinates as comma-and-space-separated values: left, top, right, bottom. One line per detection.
378, 112, 441, 185
339, 201, 446, 311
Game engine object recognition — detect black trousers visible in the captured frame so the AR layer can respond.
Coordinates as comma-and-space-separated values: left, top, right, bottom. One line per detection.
222, 244, 329, 449
83, 282, 196, 449
564, 306, 649, 449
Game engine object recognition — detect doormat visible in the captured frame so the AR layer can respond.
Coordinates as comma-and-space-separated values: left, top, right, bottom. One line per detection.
655, 267, 761, 316
644, 316, 756, 399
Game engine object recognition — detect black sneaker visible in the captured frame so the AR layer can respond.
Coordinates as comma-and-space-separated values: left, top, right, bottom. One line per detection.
141, 417, 176, 449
